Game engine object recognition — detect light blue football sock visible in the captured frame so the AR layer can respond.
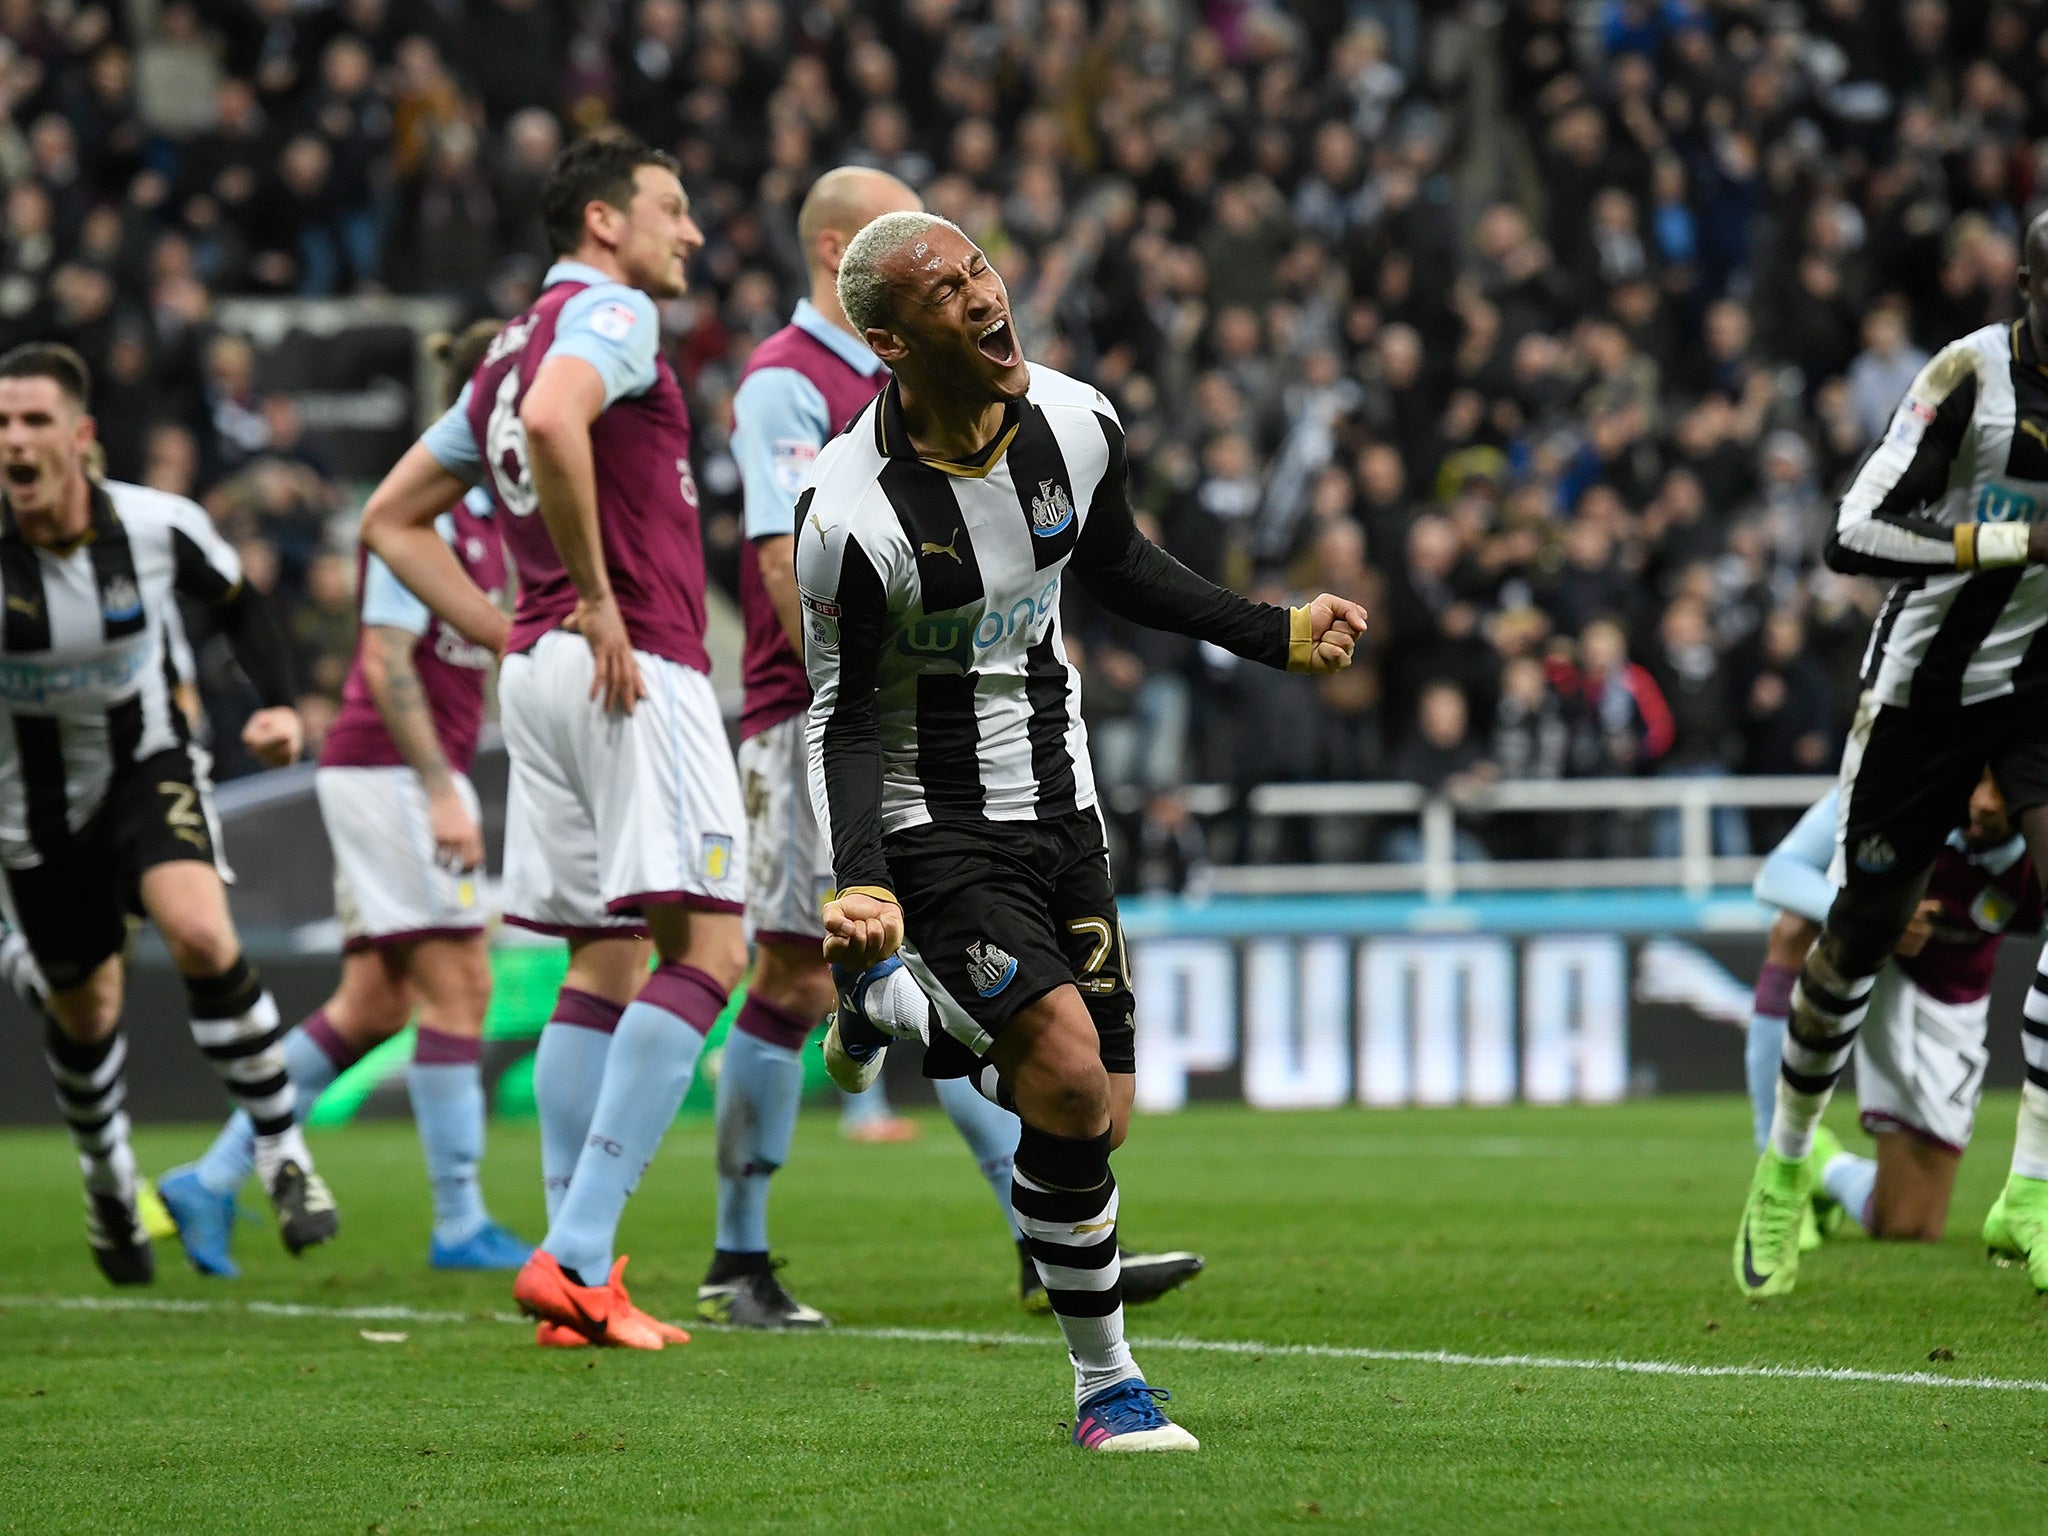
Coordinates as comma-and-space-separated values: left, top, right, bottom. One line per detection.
935, 1074, 1023, 1239
534, 989, 623, 1223
543, 964, 722, 1283
192, 1015, 351, 1196
713, 998, 810, 1255
1821, 1149, 1877, 1231
1745, 1012, 1785, 1153
409, 1028, 490, 1247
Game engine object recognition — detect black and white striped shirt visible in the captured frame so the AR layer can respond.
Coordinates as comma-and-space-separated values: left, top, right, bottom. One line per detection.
1830, 320, 2048, 708
0, 480, 258, 868
796, 364, 1310, 893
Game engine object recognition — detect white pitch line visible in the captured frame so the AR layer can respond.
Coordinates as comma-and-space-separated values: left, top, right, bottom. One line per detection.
4, 1294, 525, 1325
11, 1295, 2046, 1396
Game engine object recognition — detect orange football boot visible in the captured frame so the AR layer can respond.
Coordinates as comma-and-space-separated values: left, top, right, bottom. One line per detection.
514, 1250, 667, 1349
534, 1321, 589, 1347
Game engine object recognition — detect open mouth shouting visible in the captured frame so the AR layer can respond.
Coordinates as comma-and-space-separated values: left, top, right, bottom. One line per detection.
976, 315, 1017, 367
3, 462, 40, 498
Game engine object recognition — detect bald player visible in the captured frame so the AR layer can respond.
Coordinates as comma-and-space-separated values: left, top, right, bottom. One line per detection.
708, 169, 1006, 1326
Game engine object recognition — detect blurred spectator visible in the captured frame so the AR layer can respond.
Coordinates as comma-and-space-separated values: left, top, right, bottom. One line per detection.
291, 550, 358, 706
1383, 682, 1494, 864
1134, 793, 1212, 899
1568, 618, 1673, 779
1847, 303, 1930, 445
1645, 597, 1747, 857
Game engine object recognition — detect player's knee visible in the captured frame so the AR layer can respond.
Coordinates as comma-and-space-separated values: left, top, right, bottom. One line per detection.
1765, 912, 1819, 970
47, 989, 119, 1043
690, 935, 750, 993
752, 948, 835, 1023
1817, 892, 1914, 980
161, 914, 240, 976
657, 913, 747, 993
1021, 1027, 1110, 1129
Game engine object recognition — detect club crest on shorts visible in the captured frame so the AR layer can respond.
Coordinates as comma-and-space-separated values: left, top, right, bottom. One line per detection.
1855, 834, 1896, 873
966, 939, 1018, 997
701, 833, 734, 882
1029, 479, 1074, 537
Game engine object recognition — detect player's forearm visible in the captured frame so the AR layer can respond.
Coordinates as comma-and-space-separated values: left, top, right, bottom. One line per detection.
1824, 512, 2022, 576
1752, 852, 1836, 927
361, 448, 507, 651
362, 626, 455, 797
757, 535, 805, 653
1077, 533, 1293, 667
214, 584, 297, 708
526, 421, 612, 604
811, 713, 893, 894
364, 522, 507, 650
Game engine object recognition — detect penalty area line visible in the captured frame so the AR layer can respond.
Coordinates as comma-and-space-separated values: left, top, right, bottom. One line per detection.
13, 1296, 2047, 1396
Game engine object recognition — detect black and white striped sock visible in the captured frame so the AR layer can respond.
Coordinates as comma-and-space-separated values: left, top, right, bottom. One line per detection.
43, 1019, 136, 1203
2014, 962, 2048, 1181
1011, 1125, 1142, 1408
185, 958, 308, 1186
1771, 949, 1874, 1161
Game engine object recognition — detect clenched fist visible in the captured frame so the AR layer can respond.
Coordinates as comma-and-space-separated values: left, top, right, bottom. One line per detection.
822, 889, 904, 971
242, 706, 303, 768
1297, 592, 1369, 674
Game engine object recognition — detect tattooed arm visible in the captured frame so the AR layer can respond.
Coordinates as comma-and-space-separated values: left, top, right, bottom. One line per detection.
360, 623, 483, 871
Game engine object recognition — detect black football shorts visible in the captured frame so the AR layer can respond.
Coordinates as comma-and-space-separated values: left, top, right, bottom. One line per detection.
881, 809, 1136, 1078
4, 747, 221, 992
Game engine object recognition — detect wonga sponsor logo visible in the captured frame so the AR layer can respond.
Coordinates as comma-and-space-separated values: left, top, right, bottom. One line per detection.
895, 578, 1061, 671
0, 649, 147, 706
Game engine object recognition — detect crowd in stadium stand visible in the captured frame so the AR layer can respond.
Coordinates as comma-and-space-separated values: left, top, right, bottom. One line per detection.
3, 0, 2042, 864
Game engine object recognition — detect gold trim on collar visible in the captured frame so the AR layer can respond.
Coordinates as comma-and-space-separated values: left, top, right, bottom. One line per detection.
919, 422, 1020, 478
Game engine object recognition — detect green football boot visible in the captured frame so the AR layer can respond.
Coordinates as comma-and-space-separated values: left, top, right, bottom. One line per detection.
1734, 1148, 1813, 1298
1982, 1175, 2048, 1290
1983, 1188, 2020, 1263
1804, 1125, 1847, 1249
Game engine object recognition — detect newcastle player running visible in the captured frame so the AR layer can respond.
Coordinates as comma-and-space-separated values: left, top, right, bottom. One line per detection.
799, 213, 1364, 1450
0, 342, 335, 1282
1737, 209, 2048, 1297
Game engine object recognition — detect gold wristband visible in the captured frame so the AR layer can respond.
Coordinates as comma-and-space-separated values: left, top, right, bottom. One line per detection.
1285, 606, 1316, 672
838, 884, 899, 907
1955, 524, 1978, 570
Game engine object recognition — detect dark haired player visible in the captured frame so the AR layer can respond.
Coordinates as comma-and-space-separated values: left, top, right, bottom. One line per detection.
1736, 210, 2048, 1297
0, 341, 334, 1282
365, 135, 740, 1348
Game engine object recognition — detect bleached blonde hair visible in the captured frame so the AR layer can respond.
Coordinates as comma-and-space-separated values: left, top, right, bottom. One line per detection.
836, 210, 967, 337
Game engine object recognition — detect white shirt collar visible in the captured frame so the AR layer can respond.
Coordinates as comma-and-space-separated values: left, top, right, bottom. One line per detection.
543, 260, 622, 290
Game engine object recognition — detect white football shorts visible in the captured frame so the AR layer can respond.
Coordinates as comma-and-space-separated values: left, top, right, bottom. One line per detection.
1853, 964, 1990, 1155
737, 712, 831, 946
315, 765, 487, 948
498, 629, 745, 937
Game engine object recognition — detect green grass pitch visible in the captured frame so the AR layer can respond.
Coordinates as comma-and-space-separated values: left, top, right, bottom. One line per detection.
5, 1096, 2048, 1534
